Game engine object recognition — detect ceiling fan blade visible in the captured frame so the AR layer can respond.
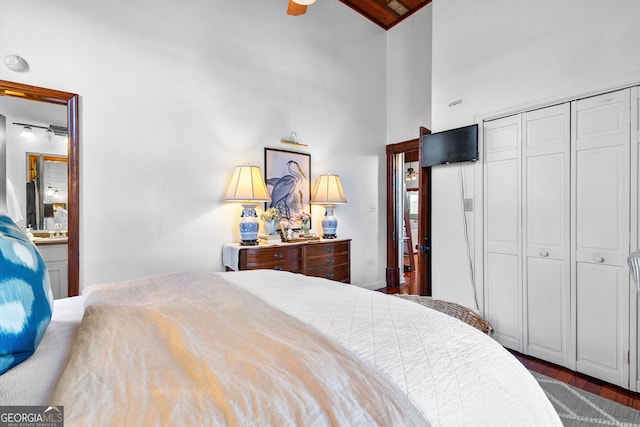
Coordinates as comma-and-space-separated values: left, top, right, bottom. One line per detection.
287, 0, 307, 16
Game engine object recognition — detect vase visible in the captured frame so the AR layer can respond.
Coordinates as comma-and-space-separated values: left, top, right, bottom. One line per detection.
321, 205, 338, 238
263, 220, 279, 235
300, 220, 310, 235
239, 204, 259, 245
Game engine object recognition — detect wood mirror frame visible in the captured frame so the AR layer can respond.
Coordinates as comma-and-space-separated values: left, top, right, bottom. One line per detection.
0, 80, 80, 296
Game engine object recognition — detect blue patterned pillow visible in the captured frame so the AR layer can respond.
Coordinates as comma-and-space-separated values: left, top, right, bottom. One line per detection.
0, 214, 53, 374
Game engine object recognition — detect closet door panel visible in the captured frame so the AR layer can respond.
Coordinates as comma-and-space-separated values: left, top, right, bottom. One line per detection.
573, 88, 630, 388
527, 257, 565, 353
525, 153, 566, 255
575, 92, 629, 150
575, 146, 628, 265
576, 263, 626, 384
485, 115, 519, 162
484, 115, 522, 351
633, 86, 640, 391
523, 103, 571, 366
486, 159, 519, 253
486, 252, 520, 349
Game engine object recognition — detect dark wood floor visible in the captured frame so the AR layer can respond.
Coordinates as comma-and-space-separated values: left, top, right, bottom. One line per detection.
511, 350, 640, 410
380, 260, 640, 410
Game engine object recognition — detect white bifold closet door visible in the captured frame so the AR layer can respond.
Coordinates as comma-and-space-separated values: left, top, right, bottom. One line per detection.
523, 104, 571, 368
484, 114, 523, 351
572, 89, 630, 387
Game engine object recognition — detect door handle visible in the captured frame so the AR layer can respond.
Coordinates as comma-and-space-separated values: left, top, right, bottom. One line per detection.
420, 237, 430, 255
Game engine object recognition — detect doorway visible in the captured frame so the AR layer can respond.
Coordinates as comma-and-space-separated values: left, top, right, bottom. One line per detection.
0, 80, 80, 297
385, 127, 431, 295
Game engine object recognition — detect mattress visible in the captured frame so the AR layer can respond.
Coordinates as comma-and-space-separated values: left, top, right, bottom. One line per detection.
0, 296, 83, 405
0, 270, 561, 426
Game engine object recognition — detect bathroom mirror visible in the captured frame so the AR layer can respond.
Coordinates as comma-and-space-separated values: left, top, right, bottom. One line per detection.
0, 80, 79, 296
26, 153, 68, 231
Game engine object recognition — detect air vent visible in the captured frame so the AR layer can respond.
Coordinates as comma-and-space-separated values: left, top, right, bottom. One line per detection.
387, 0, 409, 16
49, 125, 68, 136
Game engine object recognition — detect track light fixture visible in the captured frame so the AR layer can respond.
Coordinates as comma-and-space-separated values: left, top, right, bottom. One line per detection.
13, 122, 68, 139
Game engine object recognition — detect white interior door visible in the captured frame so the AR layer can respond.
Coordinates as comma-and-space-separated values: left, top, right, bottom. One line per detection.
523, 103, 572, 368
572, 89, 630, 387
632, 86, 640, 391
484, 114, 522, 351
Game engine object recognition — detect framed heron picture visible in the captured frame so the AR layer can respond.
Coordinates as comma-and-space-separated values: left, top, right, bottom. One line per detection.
264, 148, 311, 230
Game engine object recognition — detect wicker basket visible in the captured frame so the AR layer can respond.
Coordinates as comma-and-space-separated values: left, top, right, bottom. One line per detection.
394, 294, 494, 336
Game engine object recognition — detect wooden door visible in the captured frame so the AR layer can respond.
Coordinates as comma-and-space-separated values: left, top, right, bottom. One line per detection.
386, 139, 419, 293
573, 88, 630, 387
417, 127, 431, 295
484, 114, 523, 351
385, 131, 432, 295
523, 103, 571, 367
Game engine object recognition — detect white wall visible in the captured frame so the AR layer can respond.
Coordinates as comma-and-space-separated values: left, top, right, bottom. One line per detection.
431, 0, 640, 307
387, 7, 432, 142
0, 0, 388, 289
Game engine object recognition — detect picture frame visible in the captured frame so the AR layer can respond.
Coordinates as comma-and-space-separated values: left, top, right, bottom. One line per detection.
264, 148, 311, 230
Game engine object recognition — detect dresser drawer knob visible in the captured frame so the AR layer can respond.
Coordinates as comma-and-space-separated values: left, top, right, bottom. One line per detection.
274, 253, 283, 259
325, 273, 334, 279
594, 256, 604, 263
274, 266, 283, 271
326, 247, 335, 253
327, 258, 335, 264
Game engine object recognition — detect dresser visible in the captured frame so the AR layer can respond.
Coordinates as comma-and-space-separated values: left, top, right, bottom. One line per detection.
223, 239, 351, 283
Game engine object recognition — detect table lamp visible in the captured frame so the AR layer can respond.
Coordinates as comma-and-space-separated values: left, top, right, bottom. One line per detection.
224, 165, 271, 245
311, 173, 347, 239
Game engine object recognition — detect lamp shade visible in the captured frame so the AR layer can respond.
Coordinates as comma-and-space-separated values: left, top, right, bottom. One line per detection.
224, 165, 271, 203
311, 174, 347, 205
292, 0, 316, 5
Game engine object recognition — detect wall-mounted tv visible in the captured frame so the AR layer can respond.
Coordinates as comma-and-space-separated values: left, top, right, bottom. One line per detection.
421, 124, 478, 167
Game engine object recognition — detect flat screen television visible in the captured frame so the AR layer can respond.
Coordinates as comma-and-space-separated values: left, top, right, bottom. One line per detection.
421, 124, 478, 167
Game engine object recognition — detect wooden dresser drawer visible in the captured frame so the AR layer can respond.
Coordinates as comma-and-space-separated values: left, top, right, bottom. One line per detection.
304, 242, 349, 257
304, 252, 349, 269
242, 247, 300, 264
243, 260, 301, 272
305, 264, 350, 283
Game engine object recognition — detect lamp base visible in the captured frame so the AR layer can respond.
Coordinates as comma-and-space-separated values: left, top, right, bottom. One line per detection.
321, 205, 338, 239
239, 203, 260, 245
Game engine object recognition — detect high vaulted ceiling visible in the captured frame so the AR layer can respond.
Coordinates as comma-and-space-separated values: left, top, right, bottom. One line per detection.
339, 0, 432, 30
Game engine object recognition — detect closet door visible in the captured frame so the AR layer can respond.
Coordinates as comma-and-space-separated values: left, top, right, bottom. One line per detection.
633, 86, 640, 392
484, 114, 522, 351
573, 89, 630, 387
523, 104, 571, 368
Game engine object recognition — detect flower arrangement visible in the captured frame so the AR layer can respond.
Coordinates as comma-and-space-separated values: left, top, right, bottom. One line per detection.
298, 212, 311, 234
260, 208, 281, 222
298, 212, 311, 223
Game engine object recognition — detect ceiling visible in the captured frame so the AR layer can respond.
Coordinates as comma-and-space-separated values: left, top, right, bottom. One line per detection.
339, 0, 432, 30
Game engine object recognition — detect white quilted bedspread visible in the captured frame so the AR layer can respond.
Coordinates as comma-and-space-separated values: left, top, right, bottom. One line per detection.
51, 272, 427, 427
223, 270, 562, 427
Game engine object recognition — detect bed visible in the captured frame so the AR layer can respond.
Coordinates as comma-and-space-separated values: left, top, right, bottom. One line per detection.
0, 268, 562, 426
